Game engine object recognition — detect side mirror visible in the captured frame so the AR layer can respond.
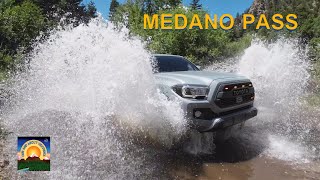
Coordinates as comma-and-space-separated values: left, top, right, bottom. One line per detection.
196, 65, 202, 70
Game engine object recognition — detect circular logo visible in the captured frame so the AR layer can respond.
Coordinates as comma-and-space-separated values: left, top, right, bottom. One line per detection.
20, 140, 47, 160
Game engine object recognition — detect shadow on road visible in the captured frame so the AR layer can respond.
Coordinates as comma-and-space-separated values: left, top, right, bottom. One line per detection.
152, 126, 267, 179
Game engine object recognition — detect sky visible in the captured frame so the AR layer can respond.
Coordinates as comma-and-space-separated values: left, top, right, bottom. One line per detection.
83, 0, 254, 19
17, 137, 50, 153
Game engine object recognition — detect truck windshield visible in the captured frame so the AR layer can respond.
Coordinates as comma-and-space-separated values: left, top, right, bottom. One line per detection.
154, 56, 199, 73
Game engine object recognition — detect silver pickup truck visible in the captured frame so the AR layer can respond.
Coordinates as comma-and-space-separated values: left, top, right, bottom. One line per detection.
153, 54, 257, 141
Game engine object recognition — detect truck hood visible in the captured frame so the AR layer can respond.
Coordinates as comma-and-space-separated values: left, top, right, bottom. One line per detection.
154, 71, 248, 86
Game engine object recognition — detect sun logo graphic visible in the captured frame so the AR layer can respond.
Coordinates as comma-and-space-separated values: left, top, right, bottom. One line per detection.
17, 137, 50, 171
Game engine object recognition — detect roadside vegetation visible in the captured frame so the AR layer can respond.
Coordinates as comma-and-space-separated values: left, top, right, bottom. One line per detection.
0, 0, 97, 79
111, 0, 252, 65
0, 0, 319, 102
110, 0, 319, 106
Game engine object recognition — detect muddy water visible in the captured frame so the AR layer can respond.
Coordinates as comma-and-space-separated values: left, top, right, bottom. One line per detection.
1, 133, 320, 180
166, 132, 320, 180
170, 157, 320, 180
158, 120, 319, 180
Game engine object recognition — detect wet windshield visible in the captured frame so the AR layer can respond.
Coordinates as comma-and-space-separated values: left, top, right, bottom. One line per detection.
153, 55, 199, 73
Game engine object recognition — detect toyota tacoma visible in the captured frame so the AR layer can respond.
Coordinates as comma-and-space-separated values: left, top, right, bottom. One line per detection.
153, 54, 258, 141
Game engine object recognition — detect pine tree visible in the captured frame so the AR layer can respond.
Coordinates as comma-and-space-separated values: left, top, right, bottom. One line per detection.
109, 0, 119, 19
31, 0, 96, 24
83, 1, 97, 23
86, 1, 97, 18
144, 0, 153, 14
190, 0, 202, 10
167, 0, 181, 8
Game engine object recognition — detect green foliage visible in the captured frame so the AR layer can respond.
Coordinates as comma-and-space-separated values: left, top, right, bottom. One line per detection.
0, 1, 46, 70
109, 0, 120, 20
84, 1, 98, 23
310, 38, 320, 61
0, 1, 45, 46
190, 0, 202, 10
224, 34, 252, 57
309, 39, 320, 88
236, 0, 320, 41
32, 0, 97, 24
144, 0, 153, 14
113, 3, 236, 65
0, 0, 97, 78
146, 9, 230, 65
166, 0, 181, 8
0, 0, 14, 12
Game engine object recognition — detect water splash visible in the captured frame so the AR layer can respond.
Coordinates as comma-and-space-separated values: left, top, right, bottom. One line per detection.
207, 39, 319, 162
1, 18, 319, 179
267, 135, 311, 163
1, 18, 186, 179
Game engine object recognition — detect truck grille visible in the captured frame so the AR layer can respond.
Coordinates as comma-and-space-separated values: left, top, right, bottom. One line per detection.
214, 82, 255, 108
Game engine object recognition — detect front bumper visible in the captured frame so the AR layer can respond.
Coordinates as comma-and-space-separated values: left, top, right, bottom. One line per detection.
191, 107, 258, 132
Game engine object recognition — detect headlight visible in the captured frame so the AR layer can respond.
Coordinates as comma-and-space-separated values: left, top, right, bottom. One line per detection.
172, 85, 209, 99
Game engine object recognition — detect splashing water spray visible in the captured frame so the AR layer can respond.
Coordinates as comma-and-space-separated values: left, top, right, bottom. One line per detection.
1, 18, 186, 179
208, 39, 319, 162
0, 17, 319, 179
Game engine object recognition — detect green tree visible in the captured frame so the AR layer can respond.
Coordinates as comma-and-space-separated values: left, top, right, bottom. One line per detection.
83, 1, 97, 23
0, 0, 97, 76
0, 1, 46, 70
144, 0, 154, 14
109, 0, 120, 20
167, 0, 181, 8
190, 0, 201, 10
113, 5, 231, 65
147, 0, 181, 11
31, 0, 96, 24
